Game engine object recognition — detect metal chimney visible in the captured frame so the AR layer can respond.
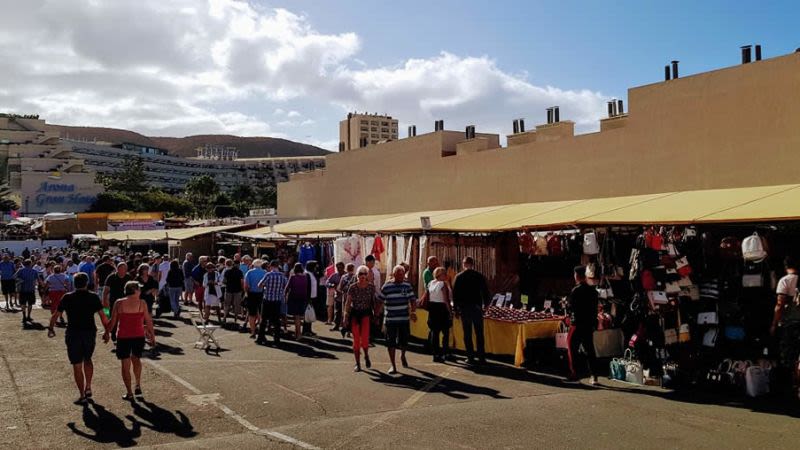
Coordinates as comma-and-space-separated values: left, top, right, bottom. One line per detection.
607, 101, 614, 117
755, 44, 762, 61
518, 118, 525, 132
465, 125, 471, 139
617, 99, 624, 115
513, 120, 519, 134
553, 106, 560, 123
671, 61, 679, 79
664, 65, 671, 81
546, 108, 553, 124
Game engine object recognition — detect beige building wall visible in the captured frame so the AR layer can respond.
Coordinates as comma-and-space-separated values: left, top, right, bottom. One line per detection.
338, 113, 399, 151
279, 52, 800, 219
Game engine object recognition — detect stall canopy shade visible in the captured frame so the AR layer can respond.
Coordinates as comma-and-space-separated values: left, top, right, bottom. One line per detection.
273, 183, 800, 234
96, 224, 245, 242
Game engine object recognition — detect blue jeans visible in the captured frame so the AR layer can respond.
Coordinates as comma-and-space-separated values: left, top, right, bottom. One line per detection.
169, 287, 183, 317
461, 305, 485, 359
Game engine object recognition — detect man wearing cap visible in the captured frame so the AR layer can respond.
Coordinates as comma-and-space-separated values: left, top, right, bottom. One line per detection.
566, 265, 600, 385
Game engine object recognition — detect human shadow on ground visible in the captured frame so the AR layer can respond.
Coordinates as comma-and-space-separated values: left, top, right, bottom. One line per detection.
68, 402, 141, 447
154, 329, 173, 337
126, 400, 197, 439
260, 339, 338, 360
366, 366, 511, 401
145, 342, 185, 360
21, 321, 46, 331
152, 319, 177, 328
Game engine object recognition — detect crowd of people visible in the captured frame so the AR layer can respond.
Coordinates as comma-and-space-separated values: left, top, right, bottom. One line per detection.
0, 245, 505, 403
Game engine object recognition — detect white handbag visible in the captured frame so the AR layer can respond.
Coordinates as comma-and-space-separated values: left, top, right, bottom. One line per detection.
742, 232, 768, 262
647, 290, 669, 304
623, 349, 644, 384
583, 232, 600, 255
697, 311, 718, 325
304, 304, 317, 323
742, 274, 763, 288
745, 366, 770, 397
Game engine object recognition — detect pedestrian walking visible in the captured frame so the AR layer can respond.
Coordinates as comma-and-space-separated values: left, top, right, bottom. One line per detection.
45, 265, 72, 326
203, 262, 223, 323
566, 265, 600, 385
379, 265, 417, 374
286, 263, 312, 340
47, 273, 109, 405
257, 260, 288, 346
165, 259, 184, 319
1, 254, 17, 311
244, 259, 267, 338
343, 266, 378, 372
105, 281, 155, 401
135, 264, 159, 315
221, 259, 245, 329
421, 267, 452, 363
182, 253, 195, 305
326, 262, 345, 328
452, 256, 490, 365
14, 259, 40, 324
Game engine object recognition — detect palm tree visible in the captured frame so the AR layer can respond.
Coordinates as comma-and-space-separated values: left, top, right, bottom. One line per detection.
0, 183, 18, 213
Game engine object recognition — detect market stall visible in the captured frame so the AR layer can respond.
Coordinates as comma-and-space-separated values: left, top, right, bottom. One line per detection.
411, 307, 563, 366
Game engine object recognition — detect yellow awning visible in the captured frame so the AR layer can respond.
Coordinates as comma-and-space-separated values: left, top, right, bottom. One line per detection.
273, 184, 800, 234
96, 224, 245, 242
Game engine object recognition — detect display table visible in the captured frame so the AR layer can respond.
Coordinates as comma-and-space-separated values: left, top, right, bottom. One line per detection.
410, 309, 562, 367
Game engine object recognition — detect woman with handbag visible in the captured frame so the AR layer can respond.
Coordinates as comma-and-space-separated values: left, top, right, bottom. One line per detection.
420, 267, 453, 363
343, 266, 378, 372
285, 263, 311, 341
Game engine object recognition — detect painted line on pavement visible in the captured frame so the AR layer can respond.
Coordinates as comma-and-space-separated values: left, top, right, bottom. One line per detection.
144, 359, 319, 449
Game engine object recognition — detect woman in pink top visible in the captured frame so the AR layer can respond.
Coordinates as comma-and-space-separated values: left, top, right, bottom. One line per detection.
105, 281, 155, 401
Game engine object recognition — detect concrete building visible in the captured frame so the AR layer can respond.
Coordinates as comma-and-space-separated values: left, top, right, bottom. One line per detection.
0, 115, 326, 215
0, 115, 103, 214
338, 113, 399, 151
279, 50, 800, 219
68, 140, 325, 194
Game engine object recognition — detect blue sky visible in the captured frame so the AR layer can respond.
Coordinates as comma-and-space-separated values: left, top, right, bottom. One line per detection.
1, 0, 798, 150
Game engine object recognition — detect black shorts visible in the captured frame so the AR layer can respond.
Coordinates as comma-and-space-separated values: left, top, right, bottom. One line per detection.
19, 292, 36, 306
1, 279, 16, 294
246, 292, 262, 317
65, 330, 97, 365
116, 337, 145, 360
385, 322, 410, 349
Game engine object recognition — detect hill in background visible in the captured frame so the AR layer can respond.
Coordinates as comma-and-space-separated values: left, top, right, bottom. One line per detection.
53, 125, 330, 158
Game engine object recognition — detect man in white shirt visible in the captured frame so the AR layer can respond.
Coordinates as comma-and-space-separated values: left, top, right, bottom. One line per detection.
157, 255, 171, 292
365, 255, 382, 292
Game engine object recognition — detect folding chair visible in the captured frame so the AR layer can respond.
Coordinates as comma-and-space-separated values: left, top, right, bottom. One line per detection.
190, 312, 220, 351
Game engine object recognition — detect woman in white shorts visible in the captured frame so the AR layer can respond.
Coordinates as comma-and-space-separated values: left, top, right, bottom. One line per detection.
202, 263, 223, 323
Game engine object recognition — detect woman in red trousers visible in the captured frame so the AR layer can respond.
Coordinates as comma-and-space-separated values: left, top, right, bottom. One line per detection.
343, 266, 378, 372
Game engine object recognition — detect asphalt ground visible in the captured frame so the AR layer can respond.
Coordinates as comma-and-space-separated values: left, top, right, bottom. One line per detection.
1, 299, 799, 449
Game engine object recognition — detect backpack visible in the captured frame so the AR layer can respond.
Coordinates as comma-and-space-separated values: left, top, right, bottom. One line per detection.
547, 234, 563, 257
742, 232, 767, 262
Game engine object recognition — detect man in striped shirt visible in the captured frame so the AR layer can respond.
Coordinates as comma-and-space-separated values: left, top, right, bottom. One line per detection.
256, 260, 288, 346
378, 265, 417, 374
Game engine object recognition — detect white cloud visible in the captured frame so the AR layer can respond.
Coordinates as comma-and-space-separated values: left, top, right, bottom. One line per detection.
0, 0, 608, 146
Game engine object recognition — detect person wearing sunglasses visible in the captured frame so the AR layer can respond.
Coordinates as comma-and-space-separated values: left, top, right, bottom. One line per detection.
343, 266, 379, 372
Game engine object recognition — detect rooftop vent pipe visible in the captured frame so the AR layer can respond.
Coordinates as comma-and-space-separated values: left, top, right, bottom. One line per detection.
408, 125, 416, 137
465, 125, 476, 139
741, 45, 752, 64
553, 106, 560, 123
664, 65, 671, 81
512, 120, 519, 134
518, 118, 525, 132
755, 44, 762, 61
546, 107, 553, 124
671, 61, 679, 79
617, 99, 624, 115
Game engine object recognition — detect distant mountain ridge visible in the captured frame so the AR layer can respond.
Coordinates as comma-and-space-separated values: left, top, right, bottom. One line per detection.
53, 125, 330, 158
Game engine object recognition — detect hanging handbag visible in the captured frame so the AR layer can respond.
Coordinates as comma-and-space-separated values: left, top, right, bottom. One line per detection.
697, 311, 719, 325
741, 273, 763, 288
680, 285, 701, 301
583, 232, 600, 255
555, 322, 569, 349
593, 328, 625, 357
647, 290, 669, 304
678, 323, 691, 343
665, 281, 681, 295
724, 325, 746, 341
641, 270, 657, 291
596, 279, 614, 300
664, 328, 678, 345
745, 366, 771, 397
675, 256, 692, 277
702, 328, 719, 347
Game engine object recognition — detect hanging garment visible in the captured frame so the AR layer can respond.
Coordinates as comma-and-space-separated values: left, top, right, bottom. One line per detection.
396, 236, 406, 264
299, 244, 315, 266
371, 235, 385, 260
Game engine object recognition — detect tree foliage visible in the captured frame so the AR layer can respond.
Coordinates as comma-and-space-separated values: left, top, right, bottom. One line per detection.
95, 156, 148, 197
